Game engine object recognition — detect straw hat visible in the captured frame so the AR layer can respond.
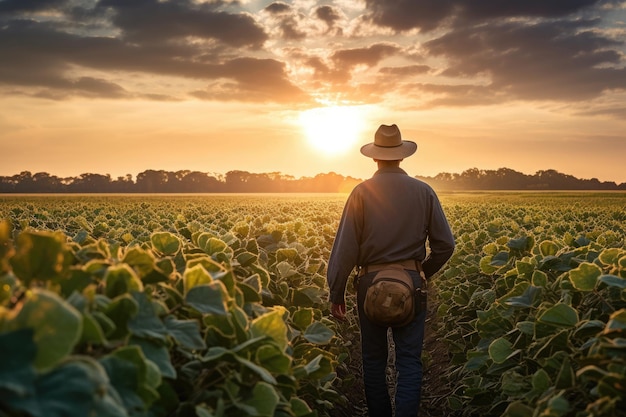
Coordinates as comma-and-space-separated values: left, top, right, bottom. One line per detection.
360, 124, 417, 160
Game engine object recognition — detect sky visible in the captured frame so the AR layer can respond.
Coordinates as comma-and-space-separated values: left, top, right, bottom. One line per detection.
1, 0, 625, 184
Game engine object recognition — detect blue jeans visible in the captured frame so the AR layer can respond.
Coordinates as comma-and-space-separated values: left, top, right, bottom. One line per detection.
356, 269, 426, 417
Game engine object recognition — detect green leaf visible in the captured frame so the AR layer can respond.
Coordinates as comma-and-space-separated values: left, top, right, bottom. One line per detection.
604, 309, 626, 333
200, 237, 227, 256
508, 236, 534, 252
100, 354, 146, 414
0, 328, 37, 397
532, 369, 552, 392
292, 286, 325, 307
236, 251, 258, 267
10, 231, 68, 284
130, 336, 176, 379
555, 356, 575, 389
238, 281, 262, 303
569, 262, 601, 291
531, 270, 548, 287
250, 307, 289, 352
256, 344, 291, 374
515, 260, 535, 276
121, 247, 156, 278
276, 261, 298, 279
292, 308, 314, 331
151, 232, 181, 256
185, 281, 229, 315
7, 289, 82, 370
598, 248, 622, 266
104, 294, 139, 340
301, 352, 333, 379
127, 291, 167, 341
37, 357, 128, 417
516, 321, 534, 335
303, 322, 335, 345
234, 356, 277, 385
599, 274, 626, 289
240, 382, 279, 417
290, 397, 313, 417
163, 315, 206, 350
105, 345, 162, 406
490, 251, 509, 266
183, 264, 213, 294
81, 313, 107, 345
479, 256, 498, 274
502, 401, 534, 417
505, 286, 541, 308
538, 303, 579, 328
488, 337, 514, 364
276, 248, 298, 262
104, 264, 144, 298
539, 240, 559, 257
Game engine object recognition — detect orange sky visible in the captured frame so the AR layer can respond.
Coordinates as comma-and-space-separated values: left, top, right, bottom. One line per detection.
1, 0, 625, 184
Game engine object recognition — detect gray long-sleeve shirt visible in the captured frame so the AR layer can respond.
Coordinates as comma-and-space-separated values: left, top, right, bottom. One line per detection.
326, 166, 456, 304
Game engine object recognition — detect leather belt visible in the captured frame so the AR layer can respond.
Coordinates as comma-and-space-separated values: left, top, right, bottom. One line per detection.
358, 259, 423, 277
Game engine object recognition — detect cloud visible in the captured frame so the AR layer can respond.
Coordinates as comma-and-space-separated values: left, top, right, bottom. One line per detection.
362, 0, 621, 32
330, 42, 401, 71
314, 5, 344, 35
100, 0, 268, 48
0, 0, 69, 14
422, 18, 626, 103
379, 64, 431, 77
0, 1, 307, 102
0, 0, 624, 109
262, 1, 308, 40
189, 57, 311, 103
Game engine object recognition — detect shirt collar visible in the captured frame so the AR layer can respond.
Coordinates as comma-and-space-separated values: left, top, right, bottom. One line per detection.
374, 166, 408, 176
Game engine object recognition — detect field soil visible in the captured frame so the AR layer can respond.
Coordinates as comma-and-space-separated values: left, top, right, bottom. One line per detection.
331, 286, 452, 417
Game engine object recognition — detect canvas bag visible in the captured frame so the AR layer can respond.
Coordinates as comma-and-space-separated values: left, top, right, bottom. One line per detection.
363, 265, 418, 327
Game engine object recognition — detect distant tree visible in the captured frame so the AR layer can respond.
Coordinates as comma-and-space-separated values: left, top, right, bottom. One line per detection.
181, 171, 223, 192
136, 170, 168, 193
70, 173, 113, 193
1, 167, 624, 193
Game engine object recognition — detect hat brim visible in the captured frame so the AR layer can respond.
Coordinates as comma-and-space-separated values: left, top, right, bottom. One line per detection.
360, 141, 417, 160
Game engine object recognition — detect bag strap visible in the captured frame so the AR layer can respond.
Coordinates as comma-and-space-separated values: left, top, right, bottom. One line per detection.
360, 259, 422, 276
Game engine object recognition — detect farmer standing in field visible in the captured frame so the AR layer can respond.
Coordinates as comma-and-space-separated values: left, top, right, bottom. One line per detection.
326, 124, 455, 417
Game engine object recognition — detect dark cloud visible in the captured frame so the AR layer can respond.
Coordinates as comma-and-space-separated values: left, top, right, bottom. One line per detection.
331, 43, 400, 71
0, 0, 624, 109
314, 5, 343, 35
423, 19, 626, 103
264, 2, 292, 15
190, 58, 310, 103
379, 65, 431, 77
363, 0, 620, 32
32, 77, 130, 100
0, 0, 69, 14
0, 0, 306, 102
263, 1, 307, 40
100, 0, 267, 48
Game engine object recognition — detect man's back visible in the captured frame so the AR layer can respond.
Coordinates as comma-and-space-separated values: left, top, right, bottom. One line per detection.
352, 166, 435, 266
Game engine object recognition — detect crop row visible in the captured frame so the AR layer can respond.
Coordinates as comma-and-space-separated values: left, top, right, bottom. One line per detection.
1, 192, 625, 417
0, 195, 350, 417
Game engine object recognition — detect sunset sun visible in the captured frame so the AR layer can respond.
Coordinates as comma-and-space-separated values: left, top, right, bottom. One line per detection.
299, 105, 366, 155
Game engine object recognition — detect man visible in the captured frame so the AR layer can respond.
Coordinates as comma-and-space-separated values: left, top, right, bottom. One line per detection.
326, 124, 455, 417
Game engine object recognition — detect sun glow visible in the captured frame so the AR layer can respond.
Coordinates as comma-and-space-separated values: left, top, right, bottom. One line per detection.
299, 105, 366, 155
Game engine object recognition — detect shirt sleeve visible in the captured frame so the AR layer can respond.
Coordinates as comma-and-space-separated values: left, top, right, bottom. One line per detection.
326, 190, 362, 304
422, 191, 456, 278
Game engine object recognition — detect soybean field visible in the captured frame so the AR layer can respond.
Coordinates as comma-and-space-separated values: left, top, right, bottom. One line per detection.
0, 192, 624, 417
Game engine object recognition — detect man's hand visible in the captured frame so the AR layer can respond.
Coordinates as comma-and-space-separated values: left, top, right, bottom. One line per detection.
331, 303, 346, 321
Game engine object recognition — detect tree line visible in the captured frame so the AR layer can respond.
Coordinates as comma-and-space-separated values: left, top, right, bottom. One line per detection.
0, 168, 623, 193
